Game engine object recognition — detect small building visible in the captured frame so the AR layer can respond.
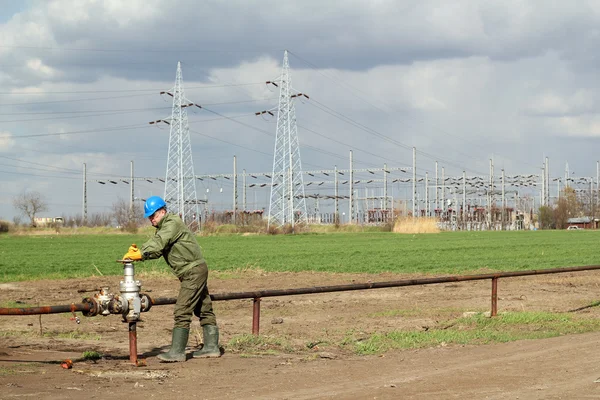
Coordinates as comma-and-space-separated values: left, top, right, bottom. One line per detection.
566, 217, 594, 230
33, 217, 64, 227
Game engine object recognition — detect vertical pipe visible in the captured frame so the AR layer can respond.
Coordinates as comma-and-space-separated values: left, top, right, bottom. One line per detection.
462, 171, 466, 230
233, 155, 237, 225
252, 298, 261, 335
596, 161, 600, 212
425, 172, 429, 217
545, 157, 549, 207
541, 161, 545, 207
334, 165, 339, 224
594, 161, 600, 229
453, 189, 458, 230
364, 187, 368, 224
130, 160, 134, 215
412, 147, 416, 218
289, 167, 294, 229
242, 169, 247, 212
491, 278, 498, 317
591, 181, 594, 220
435, 161, 439, 216
129, 321, 138, 365
349, 150, 354, 224
442, 167, 445, 219
501, 169, 505, 230
383, 163, 388, 212
82, 163, 87, 225
489, 158, 493, 229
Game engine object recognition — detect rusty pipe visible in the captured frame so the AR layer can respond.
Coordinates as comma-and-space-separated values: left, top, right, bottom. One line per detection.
491, 277, 498, 317
5, 265, 600, 316
129, 322, 138, 365
0, 302, 92, 316
252, 298, 261, 335
151, 264, 600, 304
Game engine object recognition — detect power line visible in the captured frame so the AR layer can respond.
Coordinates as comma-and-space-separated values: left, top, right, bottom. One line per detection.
0, 169, 80, 180
0, 98, 273, 116
6, 123, 147, 139
0, 108, 156, 124
0, 44, 283, 54
0, 93, 153, 107
0, 82, 265, 95
287, 50, 536, 174
298, 123, 410, 167
0, 154, 84, 174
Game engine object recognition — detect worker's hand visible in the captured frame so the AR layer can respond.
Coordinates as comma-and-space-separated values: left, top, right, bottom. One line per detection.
123, 244, 142, 261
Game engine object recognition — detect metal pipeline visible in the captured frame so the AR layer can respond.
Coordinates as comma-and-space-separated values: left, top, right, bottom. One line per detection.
0, 302, 93, 316
149, 264, 600, 304
2, 264, 600, 337
128, 322, 138, 365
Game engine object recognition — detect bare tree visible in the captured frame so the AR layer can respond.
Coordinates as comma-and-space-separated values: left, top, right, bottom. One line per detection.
112, 197, 144, 232
13, 191, 49, 227
538, 206, 554, 229
88, 212, 113, 227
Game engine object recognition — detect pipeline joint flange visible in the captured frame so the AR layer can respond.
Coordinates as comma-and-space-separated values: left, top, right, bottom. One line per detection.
81, 297, 99, 317
140, 293, 152, 313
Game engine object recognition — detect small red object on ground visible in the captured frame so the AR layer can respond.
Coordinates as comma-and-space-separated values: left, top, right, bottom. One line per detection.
61, 359, 73, 369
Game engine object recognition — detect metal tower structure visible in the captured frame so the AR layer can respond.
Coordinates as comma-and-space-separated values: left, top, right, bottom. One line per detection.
162, 62, 200, 228
267, 51, 308, 228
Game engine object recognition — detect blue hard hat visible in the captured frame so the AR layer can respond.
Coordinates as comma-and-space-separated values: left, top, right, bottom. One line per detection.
144, 196, 167, 218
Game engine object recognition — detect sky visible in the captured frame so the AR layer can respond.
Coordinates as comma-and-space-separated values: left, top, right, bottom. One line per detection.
1, 0, 600, 222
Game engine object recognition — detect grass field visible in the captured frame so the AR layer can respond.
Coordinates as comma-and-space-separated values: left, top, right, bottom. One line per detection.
0, 230, 599, 282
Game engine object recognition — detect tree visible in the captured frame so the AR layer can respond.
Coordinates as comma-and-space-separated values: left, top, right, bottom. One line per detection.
538, 206, 554, 229
112, 197, 144, 232
13, 191, 49, 227
562, 186, 583, 218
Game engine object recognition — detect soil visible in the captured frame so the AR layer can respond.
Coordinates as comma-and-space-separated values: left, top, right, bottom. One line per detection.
2, 269, 600, 399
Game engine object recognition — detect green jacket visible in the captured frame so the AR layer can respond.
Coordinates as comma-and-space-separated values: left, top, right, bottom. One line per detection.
141, 213, 206, 278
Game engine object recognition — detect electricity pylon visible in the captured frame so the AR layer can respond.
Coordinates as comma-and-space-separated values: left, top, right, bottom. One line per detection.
264, 51, 308, 229
151, 62, 201, 229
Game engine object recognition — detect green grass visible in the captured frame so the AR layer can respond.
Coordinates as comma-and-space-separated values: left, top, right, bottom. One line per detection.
1, 230, 599, 282
0, 301, 33, 308
0, 363, 38, 376
81, 350, 102, 361
226, 333, 294, 355
349, 311, 600, 354
49, 331, 101, 340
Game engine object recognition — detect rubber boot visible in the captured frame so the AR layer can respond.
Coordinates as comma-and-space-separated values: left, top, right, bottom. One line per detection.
157, 327, 189, 362
193, 325, 221, 358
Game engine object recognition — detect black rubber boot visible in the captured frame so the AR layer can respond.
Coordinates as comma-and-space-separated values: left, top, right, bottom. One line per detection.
157, 327, 189, 362
193, 325, 221, 358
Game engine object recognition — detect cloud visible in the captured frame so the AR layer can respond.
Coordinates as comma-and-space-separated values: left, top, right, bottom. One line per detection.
2, 1, 600, 221
1, 0, 600, 86
0, 131, 15, 151
524, 90, 597, 117
25, 58, 59, 79
555, 116, 600, 138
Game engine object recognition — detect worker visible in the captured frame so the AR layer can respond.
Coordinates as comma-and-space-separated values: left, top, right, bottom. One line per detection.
123, 195, 221, 362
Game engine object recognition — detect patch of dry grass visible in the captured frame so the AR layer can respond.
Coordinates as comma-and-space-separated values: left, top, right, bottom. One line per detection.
393, 217, 440, 234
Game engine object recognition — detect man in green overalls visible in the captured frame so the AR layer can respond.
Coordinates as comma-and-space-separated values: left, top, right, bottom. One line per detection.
123, 196, 221, 362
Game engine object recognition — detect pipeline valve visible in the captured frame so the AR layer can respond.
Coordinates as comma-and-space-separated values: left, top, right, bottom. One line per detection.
81, 261, 152, 320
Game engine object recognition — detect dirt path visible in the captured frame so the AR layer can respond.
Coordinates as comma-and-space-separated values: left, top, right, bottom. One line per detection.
2, 270, 600, 399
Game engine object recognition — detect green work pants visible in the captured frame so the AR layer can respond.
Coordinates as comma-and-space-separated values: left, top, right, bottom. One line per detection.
173, 263, 217, 329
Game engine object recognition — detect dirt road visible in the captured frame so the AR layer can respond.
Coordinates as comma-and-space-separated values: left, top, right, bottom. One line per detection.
2, 270, 600, 399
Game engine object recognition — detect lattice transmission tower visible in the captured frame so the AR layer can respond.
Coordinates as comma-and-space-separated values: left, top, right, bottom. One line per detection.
156, 62, 200, 229
266, 51, 308, 229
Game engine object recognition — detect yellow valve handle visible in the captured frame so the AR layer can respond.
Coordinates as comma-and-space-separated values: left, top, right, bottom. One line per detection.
123, 244, 142, 261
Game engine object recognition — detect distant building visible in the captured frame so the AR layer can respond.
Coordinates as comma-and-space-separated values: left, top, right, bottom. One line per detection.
34, 217, 64, 227
566, 217, 596, 230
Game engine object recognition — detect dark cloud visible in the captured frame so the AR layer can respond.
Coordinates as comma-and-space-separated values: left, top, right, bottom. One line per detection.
2, 1, 600, 220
